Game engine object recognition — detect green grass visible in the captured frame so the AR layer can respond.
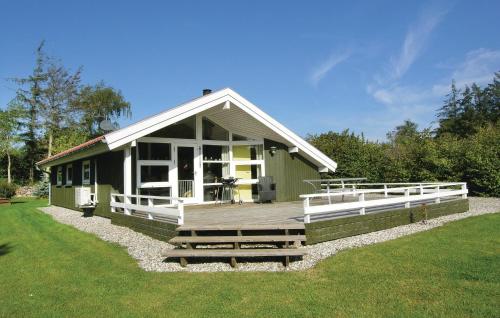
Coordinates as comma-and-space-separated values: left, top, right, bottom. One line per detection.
1, 199, 499, 318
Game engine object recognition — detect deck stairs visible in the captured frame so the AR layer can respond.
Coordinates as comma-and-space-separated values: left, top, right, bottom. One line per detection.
163, 223, 307, 267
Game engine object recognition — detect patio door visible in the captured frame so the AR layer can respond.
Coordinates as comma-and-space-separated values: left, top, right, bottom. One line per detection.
174, 145, 201, 204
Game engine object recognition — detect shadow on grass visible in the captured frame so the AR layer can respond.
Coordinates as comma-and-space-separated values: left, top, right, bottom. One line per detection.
0, 243, 13, 256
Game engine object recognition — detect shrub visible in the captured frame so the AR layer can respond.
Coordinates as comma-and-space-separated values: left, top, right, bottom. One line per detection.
0, 181, 17, 199
33, 180, 50, 198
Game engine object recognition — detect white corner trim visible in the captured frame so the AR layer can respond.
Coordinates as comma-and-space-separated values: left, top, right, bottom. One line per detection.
288, 146, 299, 153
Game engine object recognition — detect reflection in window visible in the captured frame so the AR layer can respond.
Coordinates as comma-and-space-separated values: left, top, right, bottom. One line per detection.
232, 145, 263, 160
82, 161, 91, 184
148, 116, 196, 139
140, 165, 169, 183
202, 145, 229, 161
138, 143, 171, 160
203, 163, 229, 183
232, 133, 249, 141
202, 117, 229, 141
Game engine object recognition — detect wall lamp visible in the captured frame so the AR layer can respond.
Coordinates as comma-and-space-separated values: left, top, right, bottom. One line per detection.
269, 146, 277, 156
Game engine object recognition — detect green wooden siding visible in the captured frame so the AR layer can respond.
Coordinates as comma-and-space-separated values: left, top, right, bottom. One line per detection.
305, 199, 469, 244
111, 213, 177, 241
264, 139, 320, 202
50, 151, 124, 218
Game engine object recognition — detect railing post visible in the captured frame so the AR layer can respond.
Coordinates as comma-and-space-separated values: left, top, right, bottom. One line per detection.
124, 195, 132, 215
110, 194, 116, 213
148, 197, 153, 207
419, 184, 424, 196
327, 182, 332, 204
303, 197, 311, 224
178, 200, 184, 225
352, 185, 356, 197
384, 184, 388, 198
404, 189, 410, 208
359, 192, 365, 215
461, 183, 467, 199
435, 186, 441, 204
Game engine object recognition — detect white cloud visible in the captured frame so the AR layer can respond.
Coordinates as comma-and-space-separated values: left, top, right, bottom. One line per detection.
389, 7, 448, 80
309, 51, 350, 86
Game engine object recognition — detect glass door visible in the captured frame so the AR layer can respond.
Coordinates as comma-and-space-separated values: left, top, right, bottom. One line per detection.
175, 145, 200, 203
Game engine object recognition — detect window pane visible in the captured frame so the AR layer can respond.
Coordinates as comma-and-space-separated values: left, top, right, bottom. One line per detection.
233, 145, 263, 160
140, 165, 169, 183
83, 163, 90, 181
203, 163, 229, 183
148, 116, 196, 139
67, 167, 73, 182
202, 117, 229, 141
138, 143, 171, 160
202, 145, 229, 161
232, 133, 249, 141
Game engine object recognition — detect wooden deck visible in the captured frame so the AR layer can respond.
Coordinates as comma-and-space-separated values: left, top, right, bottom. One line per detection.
183, 201, 305, 227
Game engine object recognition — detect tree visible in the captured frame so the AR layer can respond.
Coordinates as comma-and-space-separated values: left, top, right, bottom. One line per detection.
72, 82, 131, 137
41, 60, 82, 157
0, 103, 23, 183
11, 42, 47, 182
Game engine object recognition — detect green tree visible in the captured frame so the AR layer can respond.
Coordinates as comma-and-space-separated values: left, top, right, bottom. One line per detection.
11, 42, 47, 182
72, 82, 131, 137
0, 103, 23, 183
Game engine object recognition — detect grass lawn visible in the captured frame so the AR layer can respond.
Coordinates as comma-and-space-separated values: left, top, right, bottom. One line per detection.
0, 199, 499, 318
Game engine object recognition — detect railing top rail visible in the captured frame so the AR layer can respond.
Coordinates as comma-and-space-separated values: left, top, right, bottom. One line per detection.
300, 182, 466, 198
110, 193, 184, 202
304, 178, 367, 183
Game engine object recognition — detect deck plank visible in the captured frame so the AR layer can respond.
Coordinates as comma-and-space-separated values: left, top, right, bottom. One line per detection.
163, 248, 307, 258
169, 235, 306, 244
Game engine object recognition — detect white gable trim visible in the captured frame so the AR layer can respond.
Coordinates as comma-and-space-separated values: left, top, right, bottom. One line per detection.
105, 88, 337, 172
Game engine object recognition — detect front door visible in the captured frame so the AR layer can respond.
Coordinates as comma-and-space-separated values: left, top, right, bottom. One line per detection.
175, 145, 200, 203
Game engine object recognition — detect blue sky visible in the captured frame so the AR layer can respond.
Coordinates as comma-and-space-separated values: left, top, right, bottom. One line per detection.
1, 0, 499, 140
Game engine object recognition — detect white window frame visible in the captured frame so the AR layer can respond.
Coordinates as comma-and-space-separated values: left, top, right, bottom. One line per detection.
82, 160, 91, 185
56, 166, 63, 186
65, 164, 73, 186
136, 141, 174, 189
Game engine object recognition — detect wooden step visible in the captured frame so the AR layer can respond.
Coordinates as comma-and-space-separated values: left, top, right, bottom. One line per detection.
169, 235, 306, 244
163, 248, 307, 258
176, 223, 305, 231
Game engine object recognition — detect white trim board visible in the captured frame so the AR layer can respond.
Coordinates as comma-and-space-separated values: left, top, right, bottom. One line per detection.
105, 88, 337, 172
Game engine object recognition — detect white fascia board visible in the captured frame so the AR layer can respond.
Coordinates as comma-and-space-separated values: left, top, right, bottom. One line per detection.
104, 88, 337, 172
225, 90, 337, 172
105, 89, 231, 150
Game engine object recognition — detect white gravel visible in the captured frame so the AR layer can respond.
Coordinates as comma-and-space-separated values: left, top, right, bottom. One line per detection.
39, 197, 500, 272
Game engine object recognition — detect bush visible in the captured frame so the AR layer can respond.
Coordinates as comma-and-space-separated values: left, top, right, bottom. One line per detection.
0, 181, 17, 199
33, 180, 50, 198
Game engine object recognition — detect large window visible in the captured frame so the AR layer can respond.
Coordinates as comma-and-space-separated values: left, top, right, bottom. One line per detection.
82, 160, 91, 185
202, 117, 229, 141
203, 162, 230, 183
138, 142, 171, 160
148, 116, 196, 139
137, 142, 172, 188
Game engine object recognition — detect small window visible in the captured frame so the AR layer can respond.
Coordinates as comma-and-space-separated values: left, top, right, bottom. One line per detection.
82, 160, 91, 184
66, 164, 73, 186
138, 143, 171, 161
203, 163, 230, 183
56, 167, 63, 186
202, 117, 229, 141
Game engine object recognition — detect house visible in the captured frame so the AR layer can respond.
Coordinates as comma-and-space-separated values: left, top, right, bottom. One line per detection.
37, 88, 337, 219
36, 88, 469, 267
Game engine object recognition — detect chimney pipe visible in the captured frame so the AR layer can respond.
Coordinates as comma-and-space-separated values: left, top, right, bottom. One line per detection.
202, 89, 212, 96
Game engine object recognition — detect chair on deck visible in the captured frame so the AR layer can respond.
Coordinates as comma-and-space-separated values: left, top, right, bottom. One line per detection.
258, 176, 276, 203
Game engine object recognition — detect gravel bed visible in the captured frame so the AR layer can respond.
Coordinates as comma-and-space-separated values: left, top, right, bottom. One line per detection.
39, 197, 499, 272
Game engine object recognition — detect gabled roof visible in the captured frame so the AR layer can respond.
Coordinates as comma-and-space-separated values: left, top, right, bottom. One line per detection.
37, 88, 337, 172
105, 88, 337, 171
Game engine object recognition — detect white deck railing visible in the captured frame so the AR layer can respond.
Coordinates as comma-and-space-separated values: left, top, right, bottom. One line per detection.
110, 193, 184, 225
300, 182, 468, 223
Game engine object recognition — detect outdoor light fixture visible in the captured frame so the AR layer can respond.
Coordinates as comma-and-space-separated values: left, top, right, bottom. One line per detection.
269, 146, 277, 155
